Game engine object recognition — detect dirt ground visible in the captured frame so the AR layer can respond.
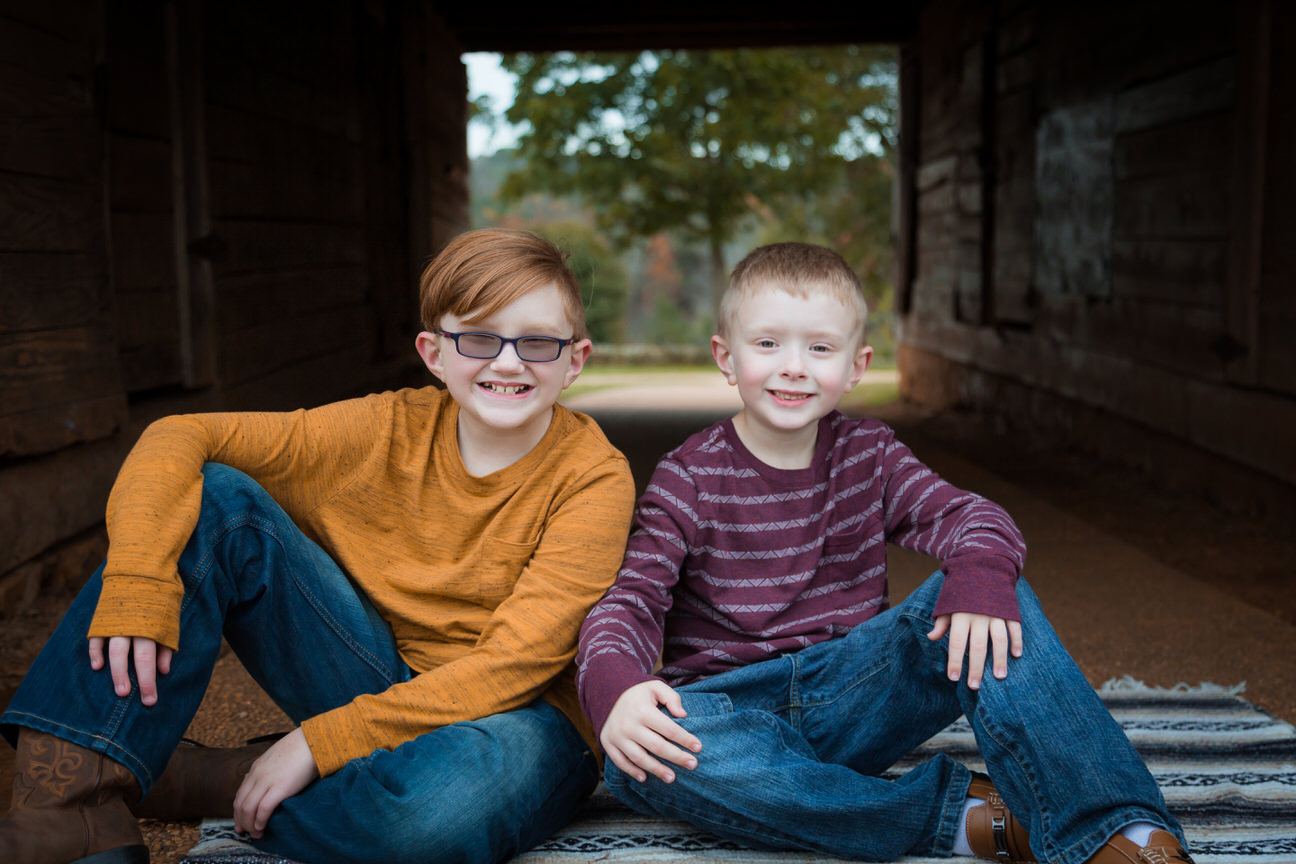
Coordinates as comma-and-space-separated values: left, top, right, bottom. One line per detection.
1, 398, 1293, 863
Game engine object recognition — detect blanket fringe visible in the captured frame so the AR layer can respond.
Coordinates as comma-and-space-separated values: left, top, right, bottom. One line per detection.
1098, 674, 1247, 695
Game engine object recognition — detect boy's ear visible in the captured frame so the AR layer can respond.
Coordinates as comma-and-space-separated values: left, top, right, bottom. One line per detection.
562, 338, 593, 389
711, 334, 737, 385
848, 344, 874, 390
415, 331, 446, 383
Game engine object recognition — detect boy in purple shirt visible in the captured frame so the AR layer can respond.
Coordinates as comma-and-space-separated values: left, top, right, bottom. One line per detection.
576, 242, 1193, 864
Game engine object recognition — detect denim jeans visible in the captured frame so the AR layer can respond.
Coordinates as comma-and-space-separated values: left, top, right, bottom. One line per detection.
2, 464, 597, 864
604, 572, 1184, 864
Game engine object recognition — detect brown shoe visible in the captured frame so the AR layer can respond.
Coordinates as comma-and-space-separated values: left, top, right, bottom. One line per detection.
0, 728, 148, 864
965, 773, 1036, 863
1086, 829, 1195, 863
130, 735, 277, 822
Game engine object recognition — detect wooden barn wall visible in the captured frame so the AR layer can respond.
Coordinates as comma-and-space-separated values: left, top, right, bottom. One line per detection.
0, 0, 469, 610
898, 0, 1295, 517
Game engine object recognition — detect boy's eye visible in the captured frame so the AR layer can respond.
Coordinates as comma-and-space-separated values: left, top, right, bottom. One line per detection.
756, 339, 777, 349
810, 344, 834, 354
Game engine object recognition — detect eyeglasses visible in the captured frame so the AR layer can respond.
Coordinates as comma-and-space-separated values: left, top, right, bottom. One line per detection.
433, 329, 575, 362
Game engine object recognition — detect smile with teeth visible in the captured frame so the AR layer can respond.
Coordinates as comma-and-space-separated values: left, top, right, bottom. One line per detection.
479, 381, 532, 396
769, 389, 812, 402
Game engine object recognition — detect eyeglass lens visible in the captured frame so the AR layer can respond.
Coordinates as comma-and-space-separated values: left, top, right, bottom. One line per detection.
456, 332, 565, 361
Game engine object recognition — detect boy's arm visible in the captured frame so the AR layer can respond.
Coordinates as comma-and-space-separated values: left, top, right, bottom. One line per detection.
879, 429, 1026, 621
92, 395, 389, 650
575, 456, 696, 738
299, 459, 637, 776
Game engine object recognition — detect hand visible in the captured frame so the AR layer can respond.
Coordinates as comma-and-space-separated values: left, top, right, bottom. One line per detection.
233, 728, 319, 838
601, 680, 702, 784
88, 636, 173, 706
927, 612, 1023, 689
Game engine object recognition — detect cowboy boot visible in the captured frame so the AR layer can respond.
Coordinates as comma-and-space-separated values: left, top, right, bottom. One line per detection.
1086, 829, 1195, 863
0, 728, 147, 864
964, 773, 1036, 863
130, 736, 276, 822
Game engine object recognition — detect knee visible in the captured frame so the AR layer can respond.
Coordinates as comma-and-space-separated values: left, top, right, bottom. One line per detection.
198, 463, 277, 518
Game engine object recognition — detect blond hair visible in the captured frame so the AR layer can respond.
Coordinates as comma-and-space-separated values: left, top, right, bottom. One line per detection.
718, 242, 868, 343
419, 229, 587, 340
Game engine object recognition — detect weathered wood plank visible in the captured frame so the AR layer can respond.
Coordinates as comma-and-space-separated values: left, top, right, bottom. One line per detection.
111, 210, 177, 289
118, 340, 183, 394
0, 114, 97, 180
1114, 172, 1230, 240
219, 339, 374, 412
0, 394, 124, 458
214, 267, 368, 332
0, 434, 129, 576
208, 221, 365, 276
207, 156, 363, 224
0, 326, 122, 416
0, 253, 106, 330
110, 135, 174, 212
0, 174, 102, 252
1114, 113, 1231, 181
1114, 57, 1235, 134
0, 0, 96, 44
1111, 239, 1227, 307
218, 304, 371, 386
0, 10, 90, 78
115, 286, 179, 348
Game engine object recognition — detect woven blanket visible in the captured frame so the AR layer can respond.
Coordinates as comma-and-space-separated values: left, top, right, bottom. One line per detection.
181, 680, 1296, 864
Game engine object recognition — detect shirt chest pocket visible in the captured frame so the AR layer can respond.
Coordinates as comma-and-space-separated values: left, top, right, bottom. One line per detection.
818, 513, 883, 580
471, 536, 539, 609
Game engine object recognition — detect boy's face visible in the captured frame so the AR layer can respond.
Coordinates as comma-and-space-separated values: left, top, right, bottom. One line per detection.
416, 282, 591, 445
711, 285, 872, 442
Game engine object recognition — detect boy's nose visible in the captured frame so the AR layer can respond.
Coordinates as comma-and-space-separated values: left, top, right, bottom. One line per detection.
490, 343, 526, 371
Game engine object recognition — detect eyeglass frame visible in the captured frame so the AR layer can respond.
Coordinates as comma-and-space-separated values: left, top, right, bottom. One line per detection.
432, 328, 577, 363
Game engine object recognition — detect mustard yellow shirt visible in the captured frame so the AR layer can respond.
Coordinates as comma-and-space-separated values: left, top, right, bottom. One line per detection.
89, 387, 635, 775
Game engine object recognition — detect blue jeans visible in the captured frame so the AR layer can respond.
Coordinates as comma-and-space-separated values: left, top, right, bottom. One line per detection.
605, 573, 1185, 864
2, 464, 597, 864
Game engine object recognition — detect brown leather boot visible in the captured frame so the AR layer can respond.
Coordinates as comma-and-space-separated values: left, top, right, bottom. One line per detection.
0, 728, 148, 864
1085, 829, 1195, 863
964, 773, 1036, 863
130, 736, 276, 822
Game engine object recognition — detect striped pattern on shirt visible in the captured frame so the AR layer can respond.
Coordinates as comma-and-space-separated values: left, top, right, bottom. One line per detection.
576, 412, 1025, 739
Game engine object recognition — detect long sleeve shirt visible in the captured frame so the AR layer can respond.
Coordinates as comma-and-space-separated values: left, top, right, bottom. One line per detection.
576, 412, 1025, 739
90, 387, 636, 775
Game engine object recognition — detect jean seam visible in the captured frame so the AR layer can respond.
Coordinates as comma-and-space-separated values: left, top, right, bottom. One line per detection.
192, 511, 398, 686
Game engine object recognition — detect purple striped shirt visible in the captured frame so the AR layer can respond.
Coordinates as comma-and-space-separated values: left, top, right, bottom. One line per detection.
576, 412, 1026, 739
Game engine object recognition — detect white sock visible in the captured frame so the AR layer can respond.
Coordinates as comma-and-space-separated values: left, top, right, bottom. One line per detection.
1119, 821, 1159, 847
952, 796, 982, 856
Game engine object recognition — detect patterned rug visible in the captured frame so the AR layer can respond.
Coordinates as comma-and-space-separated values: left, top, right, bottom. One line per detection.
182, 679, 1296, 864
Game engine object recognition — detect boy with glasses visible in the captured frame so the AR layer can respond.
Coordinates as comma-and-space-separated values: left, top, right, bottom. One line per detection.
1, 229, 635, 864
576, 242, 1192, 864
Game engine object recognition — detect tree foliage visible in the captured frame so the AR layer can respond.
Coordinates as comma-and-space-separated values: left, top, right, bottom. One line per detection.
499, 46, 897, 308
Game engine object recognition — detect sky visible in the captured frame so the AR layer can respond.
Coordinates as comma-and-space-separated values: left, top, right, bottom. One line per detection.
465, 53, 524, 158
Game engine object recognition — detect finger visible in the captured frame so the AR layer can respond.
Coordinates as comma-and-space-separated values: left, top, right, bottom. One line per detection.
966, 623, 988, 689
88, 637, 104, 670
133, 639, 159, 706
1009, 620, 1024, 657
651, 681, 689, 720
621, 738, 678, 784
647, 709, 702, 754
107, 637, 132, 697
927, 615, 950, 641
991, 618, 1009, 679
946, 619, 968, 681
637, 722, 699, 770
253, 787, 285, 835
157, 646, 173, 676
605, 745, 649, 783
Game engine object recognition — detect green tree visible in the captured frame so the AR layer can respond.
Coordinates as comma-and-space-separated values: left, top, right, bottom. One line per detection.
500, 47, 896, 310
